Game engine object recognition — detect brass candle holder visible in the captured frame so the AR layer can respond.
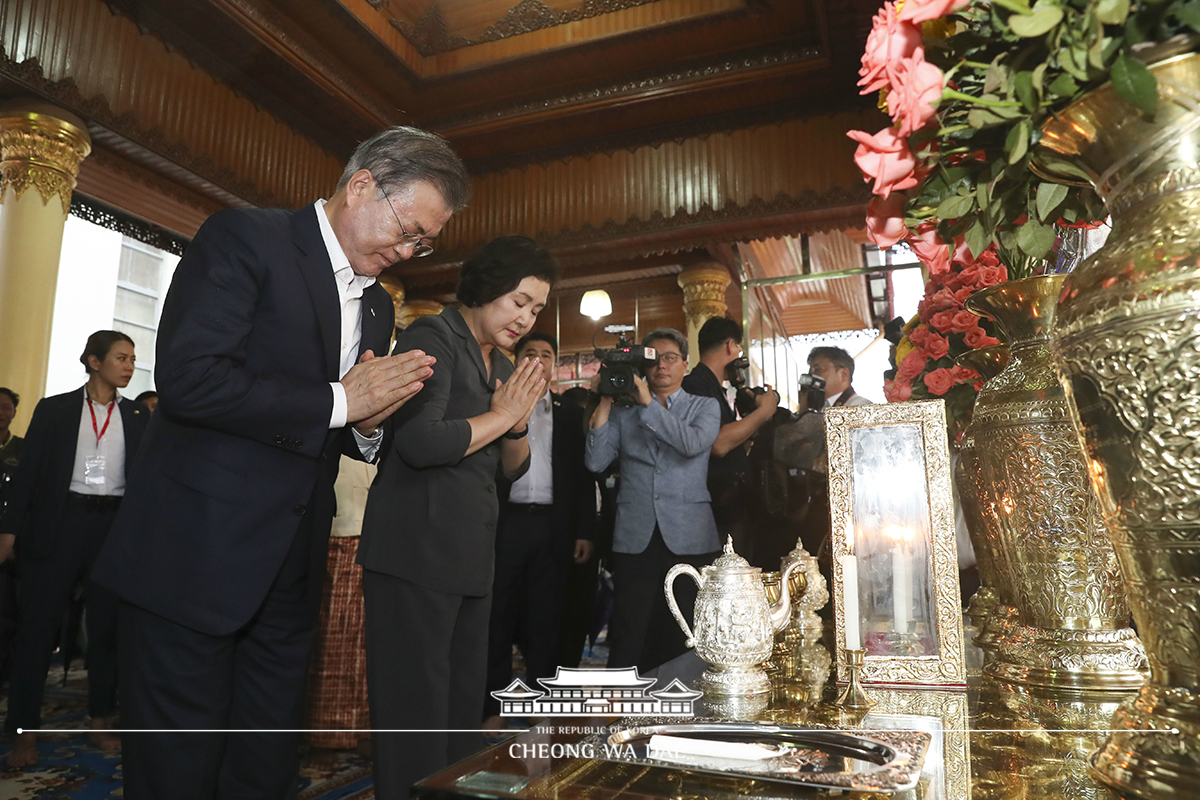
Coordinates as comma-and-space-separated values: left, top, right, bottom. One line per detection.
836, 648, 874, 710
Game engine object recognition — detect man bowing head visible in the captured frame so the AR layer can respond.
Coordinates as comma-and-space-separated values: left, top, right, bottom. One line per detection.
93, 127, 471, 800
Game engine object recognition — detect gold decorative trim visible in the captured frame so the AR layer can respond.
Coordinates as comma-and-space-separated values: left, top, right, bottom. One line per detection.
826, 400, 967, 687
0, 110, 91, 216
396, 299, 445, 330
677, 265, 731, 330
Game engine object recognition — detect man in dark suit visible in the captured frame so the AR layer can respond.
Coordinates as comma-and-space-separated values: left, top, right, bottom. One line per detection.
0, 331, 148, 768
92, 126, 471, 800
483, 332, 595, 727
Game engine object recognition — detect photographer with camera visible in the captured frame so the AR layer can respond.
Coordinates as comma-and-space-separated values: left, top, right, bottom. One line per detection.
808, 346, 871, 409
680, 317, 778, 562
585, 328, 721, 672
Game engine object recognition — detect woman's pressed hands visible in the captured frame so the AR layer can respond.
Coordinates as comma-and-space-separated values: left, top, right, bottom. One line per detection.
492, 357, 546, 430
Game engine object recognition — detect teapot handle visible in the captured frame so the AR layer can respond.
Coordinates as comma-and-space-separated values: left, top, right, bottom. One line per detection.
664, 563, 704, 648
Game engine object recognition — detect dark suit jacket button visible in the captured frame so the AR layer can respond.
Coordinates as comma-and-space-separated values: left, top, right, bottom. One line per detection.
274, 435, 284, 444
294, 505, 307, 516
487, 485, 495, 494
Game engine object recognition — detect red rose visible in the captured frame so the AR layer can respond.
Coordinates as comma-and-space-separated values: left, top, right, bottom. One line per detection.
958, 264, 981, 287
923, 367, 957, 396
927, 287, 958, 314
897, 349, 927, 381
908, 223, 952, 274
908, 325, 930, 347
953, 286, 974, 305
930, 310, 956, 333
973, 379, 985, 391
925, 332, 950, 359
963, 326, 1001, 349
978, 264, 1008, 287
884, 378, 914, 402
848, 127, 920, 199
949, 309, 978, 333
951, 365, 980, 383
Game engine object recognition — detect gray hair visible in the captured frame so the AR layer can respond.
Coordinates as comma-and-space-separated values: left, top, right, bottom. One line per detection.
643, 327, 688, 359
337, 126, 471, 213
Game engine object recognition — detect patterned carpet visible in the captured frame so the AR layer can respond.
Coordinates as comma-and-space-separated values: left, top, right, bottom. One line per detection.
0, 640, 611, 799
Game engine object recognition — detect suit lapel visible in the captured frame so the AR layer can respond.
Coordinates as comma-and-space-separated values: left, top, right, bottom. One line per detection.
358, 284, 393, 359
291, 205, 341, 382
444, 307, 490, 387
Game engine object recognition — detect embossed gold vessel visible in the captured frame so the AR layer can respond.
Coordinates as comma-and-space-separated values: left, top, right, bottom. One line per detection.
1038, 47, 1200, 799
965, 275, 1147, 692
954, 344, 1011, 634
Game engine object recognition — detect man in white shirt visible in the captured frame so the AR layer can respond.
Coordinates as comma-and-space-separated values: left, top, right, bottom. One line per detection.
809, 346, 873, 408
484, 332, 595, 727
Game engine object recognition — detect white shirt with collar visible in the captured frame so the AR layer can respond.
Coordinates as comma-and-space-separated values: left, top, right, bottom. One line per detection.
508, 390, 554, 505
825, 388, 872, 408
69, 389, 127, 496
316, 198, 384, 459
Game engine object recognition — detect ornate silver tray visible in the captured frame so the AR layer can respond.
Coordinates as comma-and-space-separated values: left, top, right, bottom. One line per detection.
578, 717, 931, 793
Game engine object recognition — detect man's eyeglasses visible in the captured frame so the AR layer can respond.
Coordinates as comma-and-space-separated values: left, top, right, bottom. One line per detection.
377, 179, 434, 258
657, 353, 684, 365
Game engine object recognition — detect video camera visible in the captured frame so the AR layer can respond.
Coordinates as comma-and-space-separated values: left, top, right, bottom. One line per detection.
798, 373, 827, 411
725, 356, 774, 417
594, 325, 657, 403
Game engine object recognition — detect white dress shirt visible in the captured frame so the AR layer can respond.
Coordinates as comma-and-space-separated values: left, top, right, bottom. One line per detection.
316, 199, 384, 459
508, 390, 554, 504
69, 390, 127, 496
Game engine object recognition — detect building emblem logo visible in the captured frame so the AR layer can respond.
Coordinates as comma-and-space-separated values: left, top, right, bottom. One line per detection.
491, 667, 700, 717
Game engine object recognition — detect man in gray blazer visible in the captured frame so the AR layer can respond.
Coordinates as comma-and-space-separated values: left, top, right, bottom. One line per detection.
585, 328, 721, 671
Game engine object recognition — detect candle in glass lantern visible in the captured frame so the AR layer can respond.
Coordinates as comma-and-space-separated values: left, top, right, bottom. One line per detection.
841, 553, 861, 650
888, 525, 912, 633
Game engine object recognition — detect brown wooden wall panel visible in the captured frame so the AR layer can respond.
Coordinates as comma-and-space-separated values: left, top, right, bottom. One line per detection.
440, 110, 882, 254
0, 0, 343, 208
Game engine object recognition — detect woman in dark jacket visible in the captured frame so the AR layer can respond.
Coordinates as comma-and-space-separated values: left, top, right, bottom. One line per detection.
358, 235, 559, 800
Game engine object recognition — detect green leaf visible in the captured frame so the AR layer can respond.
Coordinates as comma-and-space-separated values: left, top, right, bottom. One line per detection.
1036, 182, 1070, 221
1009, 4, 1064, 36
1096, 0, 1130, 24
1014, 70, 1037, 111
1048, 71, 1080, 97
1006, 118, 1032, 164
1112, 51, 1158, 115
965, 220, 991, 257
1017, 220, 1057, 259
936, 194, 976, 219
976, 179, 991, 210
1176, 0, 1200, 32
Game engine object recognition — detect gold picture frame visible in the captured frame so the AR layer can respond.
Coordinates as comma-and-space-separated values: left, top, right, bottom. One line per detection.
826, 400, 966, 686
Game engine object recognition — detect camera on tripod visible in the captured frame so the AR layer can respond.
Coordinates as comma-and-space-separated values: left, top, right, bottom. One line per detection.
798, 373, 827, 411
594, 325, 657, 402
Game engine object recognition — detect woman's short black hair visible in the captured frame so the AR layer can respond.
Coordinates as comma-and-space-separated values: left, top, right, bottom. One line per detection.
135, 390, 159, 404
80, 330, 135, 374
456, 235, 560, 308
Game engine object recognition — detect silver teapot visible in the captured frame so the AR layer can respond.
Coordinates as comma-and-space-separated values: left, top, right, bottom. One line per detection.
665, 537, 802, 696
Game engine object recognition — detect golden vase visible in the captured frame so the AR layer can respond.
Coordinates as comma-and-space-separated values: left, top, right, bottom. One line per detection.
954, 344, 1011, 634
965, 275, 1147, 692
1038, 47, 1200, 799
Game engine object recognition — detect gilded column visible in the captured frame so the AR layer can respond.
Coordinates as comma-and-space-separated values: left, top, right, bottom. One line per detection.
0, 101, 92, 429
677, 264, 732, 367
396, 299, 445, 331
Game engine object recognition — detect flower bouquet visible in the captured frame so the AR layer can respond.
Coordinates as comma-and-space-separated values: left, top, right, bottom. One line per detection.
848, 0, 1197, 428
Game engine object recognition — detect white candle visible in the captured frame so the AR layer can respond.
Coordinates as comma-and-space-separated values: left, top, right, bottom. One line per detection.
841, 554, 861, 650
893, 546, 911, 633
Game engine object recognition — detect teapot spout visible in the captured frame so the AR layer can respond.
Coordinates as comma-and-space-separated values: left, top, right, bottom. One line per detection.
769, 560, 804, 633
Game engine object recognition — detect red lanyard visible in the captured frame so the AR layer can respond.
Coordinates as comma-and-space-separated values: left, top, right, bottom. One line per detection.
88, 397, 116, 445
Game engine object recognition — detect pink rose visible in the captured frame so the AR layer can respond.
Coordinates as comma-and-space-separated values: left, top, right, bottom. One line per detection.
897, 0, 970, 24
907, 223, 952, 274
908, 325, 930, 347
978, 264, 1008, 287
925, 332, 949, 359
963, 326, 1001, 349
958, 264, 981, 287
858, 4, 923, 94
926, 287, 958, 314
848, 127, 920, 199
897, 349, 927, 381
953, 286, 974, 305
923, 367, 957, 396
949, 309, 978, 333
930, 310, 956, 333
887, 55, 944, 137
884, 378, 914, 402
973, 379, 986, 391
866, 193, 909, 247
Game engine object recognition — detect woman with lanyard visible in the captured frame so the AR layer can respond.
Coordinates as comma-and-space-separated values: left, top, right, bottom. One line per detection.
0, 331, 148, 769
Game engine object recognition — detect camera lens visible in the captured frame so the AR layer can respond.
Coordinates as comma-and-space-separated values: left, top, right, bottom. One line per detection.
608, 372, 629, 390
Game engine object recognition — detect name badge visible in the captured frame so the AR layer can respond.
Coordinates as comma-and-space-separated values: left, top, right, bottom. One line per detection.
84, 454, 107, 486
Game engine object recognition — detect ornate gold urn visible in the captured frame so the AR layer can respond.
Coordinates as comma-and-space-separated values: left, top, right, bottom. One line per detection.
954, 344, 1011, 634
965, 275, 1147, 692
1038, 47, 1200, 799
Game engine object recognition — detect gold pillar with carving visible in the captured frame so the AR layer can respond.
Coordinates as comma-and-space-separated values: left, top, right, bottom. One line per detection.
677, 264, 732, 367
396, 299, 445, 331
0, 101, 91, 430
